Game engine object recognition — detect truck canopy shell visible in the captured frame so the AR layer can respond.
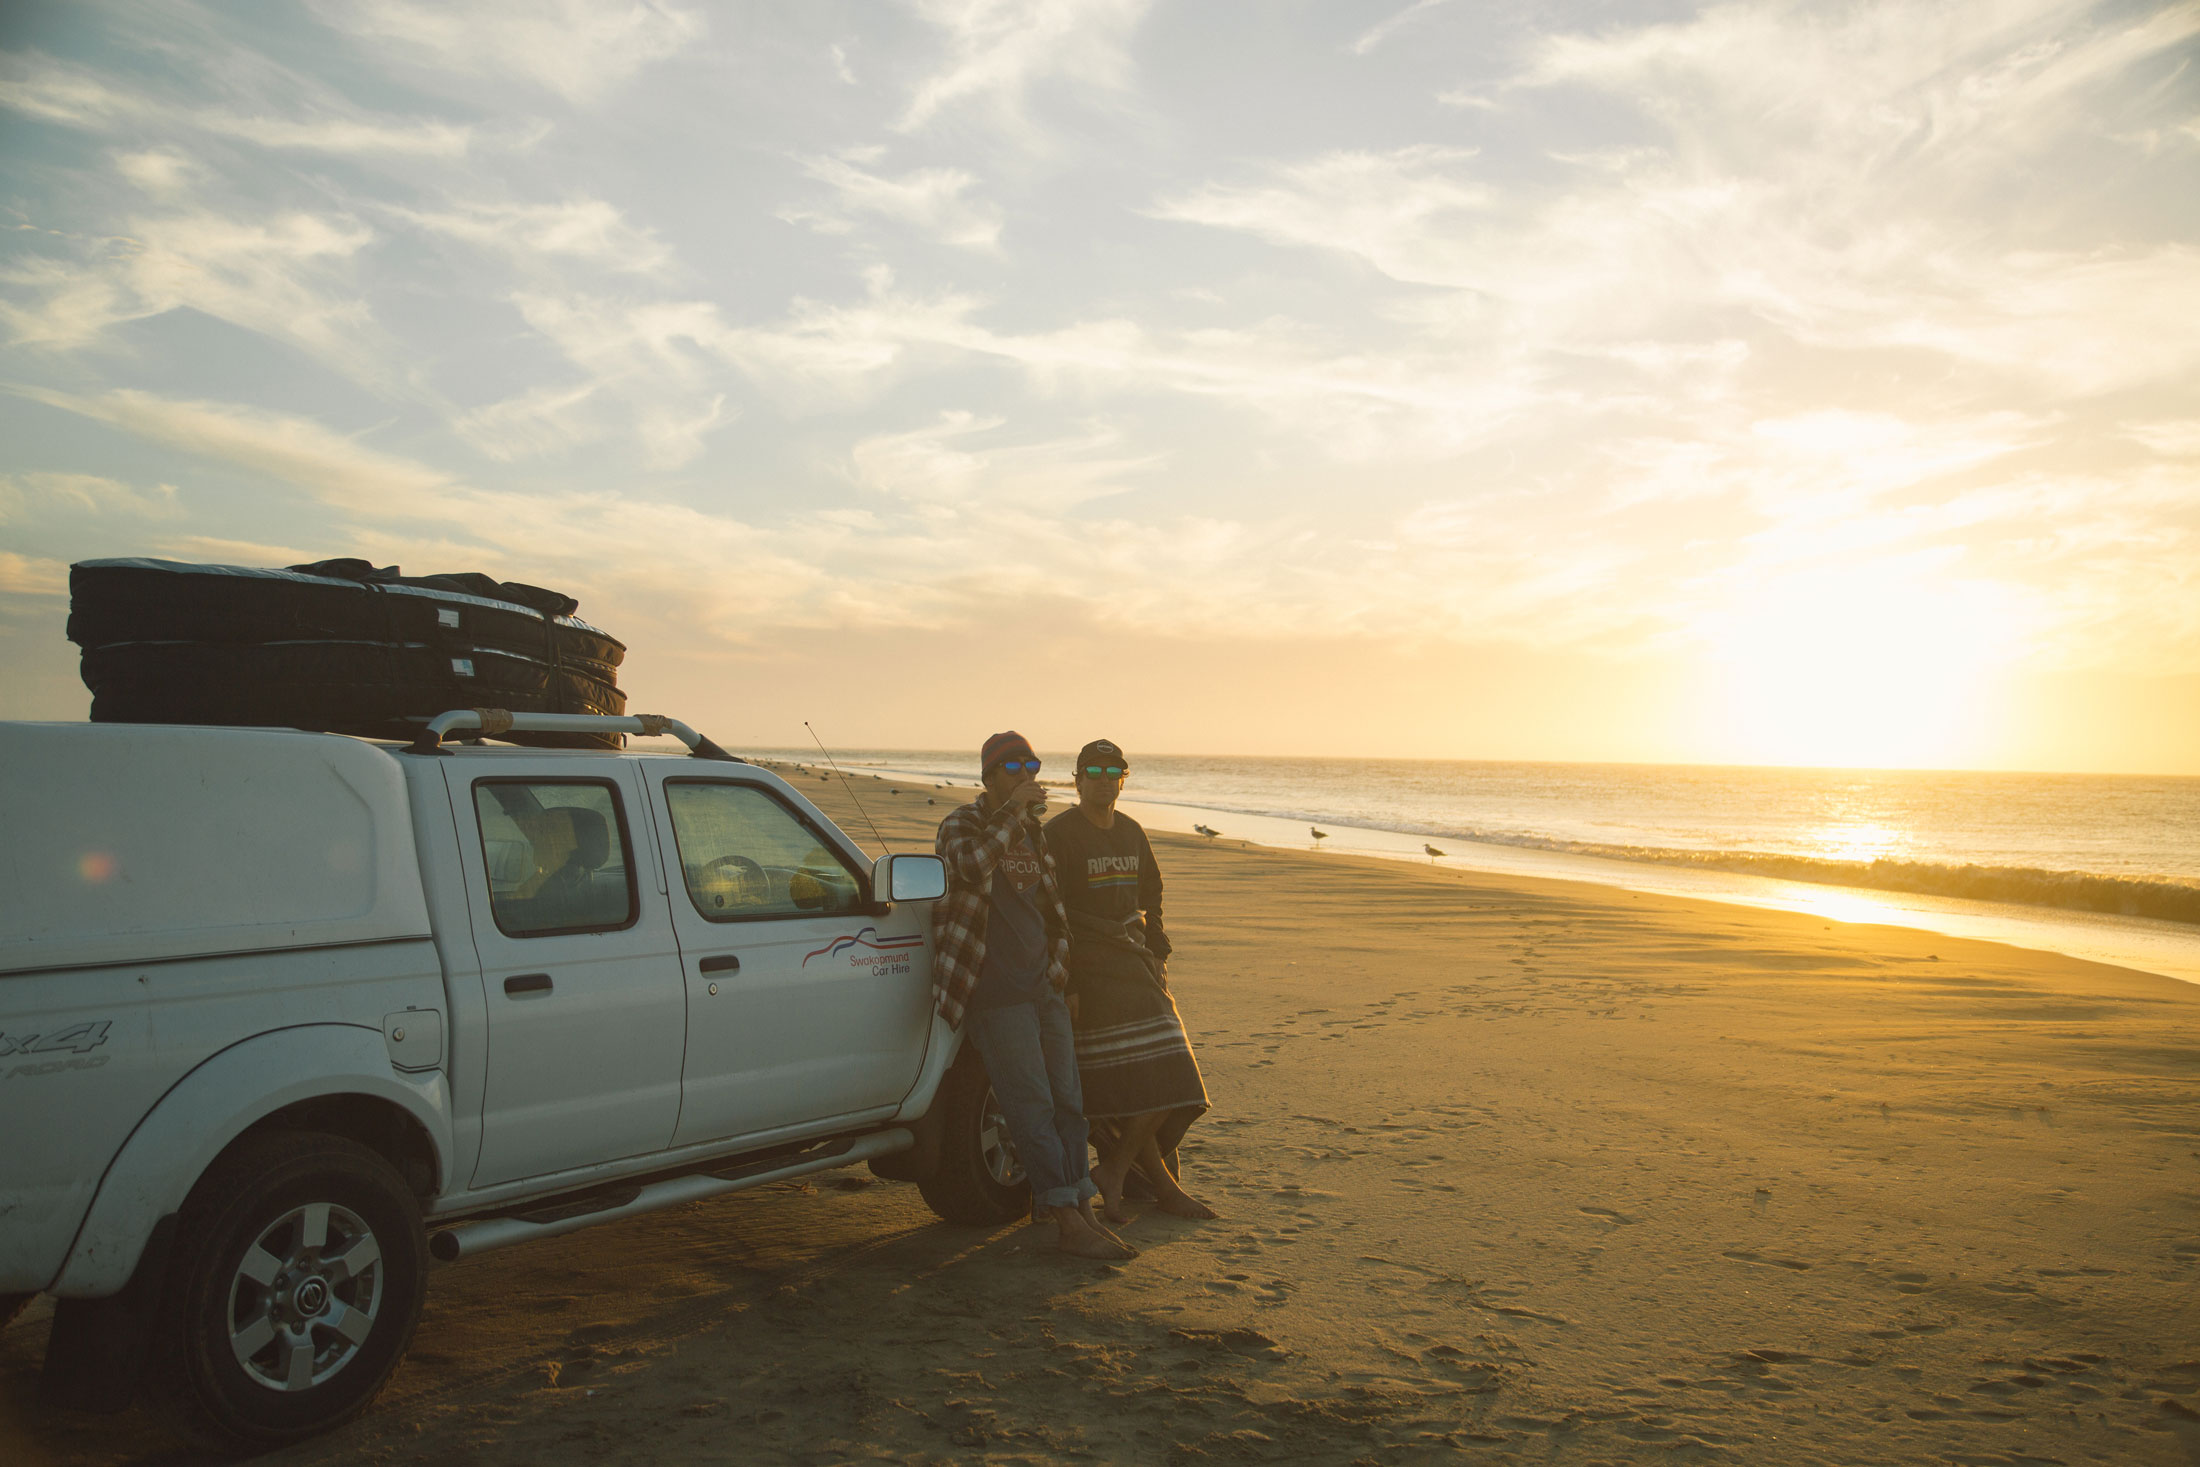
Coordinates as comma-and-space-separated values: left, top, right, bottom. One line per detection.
0, 723, 431, 974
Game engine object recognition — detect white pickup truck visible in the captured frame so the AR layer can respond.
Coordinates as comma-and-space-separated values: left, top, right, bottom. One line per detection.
0, 711, 1027, 1449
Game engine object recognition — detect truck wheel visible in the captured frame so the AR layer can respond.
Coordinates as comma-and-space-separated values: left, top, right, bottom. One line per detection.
148, 1132, 427, 1450
916, 1058, 1031, 1225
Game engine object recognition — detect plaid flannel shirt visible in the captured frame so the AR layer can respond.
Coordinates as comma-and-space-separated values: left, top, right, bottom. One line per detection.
931, 795, 1071, 1030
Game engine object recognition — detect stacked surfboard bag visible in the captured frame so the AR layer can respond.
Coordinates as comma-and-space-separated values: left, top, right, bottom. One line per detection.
68, 557, 628, 748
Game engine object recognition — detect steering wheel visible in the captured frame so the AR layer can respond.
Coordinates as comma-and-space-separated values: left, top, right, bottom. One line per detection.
701, 854, 769, 909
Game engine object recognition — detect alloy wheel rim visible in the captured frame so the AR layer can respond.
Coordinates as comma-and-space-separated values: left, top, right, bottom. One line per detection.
977, 1086, 1026, 1188
227, 1201, 383, 1392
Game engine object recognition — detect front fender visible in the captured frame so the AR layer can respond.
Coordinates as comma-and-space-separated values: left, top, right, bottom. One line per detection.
51, 1024, 453, 1297
892, 1012, 965, 1125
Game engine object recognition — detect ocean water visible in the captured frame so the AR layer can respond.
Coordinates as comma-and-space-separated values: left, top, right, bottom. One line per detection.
758, 749, 2200, 984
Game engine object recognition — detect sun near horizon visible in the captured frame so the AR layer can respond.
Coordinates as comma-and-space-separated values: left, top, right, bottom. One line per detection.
1, 2, 2195, 778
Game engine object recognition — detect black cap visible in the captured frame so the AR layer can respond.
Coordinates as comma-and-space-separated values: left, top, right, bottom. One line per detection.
1075, 738, 1128, 771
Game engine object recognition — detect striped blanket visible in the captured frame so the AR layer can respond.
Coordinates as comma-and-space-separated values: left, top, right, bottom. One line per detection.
1066, 909, 1209, 1153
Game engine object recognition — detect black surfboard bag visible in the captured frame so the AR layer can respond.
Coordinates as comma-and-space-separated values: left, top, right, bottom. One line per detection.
69, 558, 628, 748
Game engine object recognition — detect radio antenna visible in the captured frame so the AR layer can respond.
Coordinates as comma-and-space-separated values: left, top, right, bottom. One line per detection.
805, 721, 892, 855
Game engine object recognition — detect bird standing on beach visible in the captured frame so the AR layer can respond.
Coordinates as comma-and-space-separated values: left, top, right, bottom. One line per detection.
1195, 824, 1219, 839
1311, 827, 1328, 845
1424, 844, 1444, 862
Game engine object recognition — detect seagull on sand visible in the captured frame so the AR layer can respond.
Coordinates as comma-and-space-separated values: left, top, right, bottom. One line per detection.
1311, 827, 1328, 844
1424, 844, 1445, 861
1195, 824, 1219, 838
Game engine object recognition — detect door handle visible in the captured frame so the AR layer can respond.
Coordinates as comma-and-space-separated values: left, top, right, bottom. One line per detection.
503, 973, 553, 995
698, 954, 741, 974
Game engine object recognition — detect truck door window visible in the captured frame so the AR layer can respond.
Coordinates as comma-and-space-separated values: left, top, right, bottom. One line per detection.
663, 782, 864, 921
471, 780, 638, 936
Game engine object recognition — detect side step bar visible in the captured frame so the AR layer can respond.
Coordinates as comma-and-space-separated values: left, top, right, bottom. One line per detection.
428, 1128, 915, 1262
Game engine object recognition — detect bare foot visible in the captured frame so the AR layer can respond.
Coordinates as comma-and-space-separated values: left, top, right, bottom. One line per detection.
1153, 1190, 1219, 1220
1091, 1163, 1135, 1224
1057, 1229, 1134, 1260
1078, 1197, 1136, 1249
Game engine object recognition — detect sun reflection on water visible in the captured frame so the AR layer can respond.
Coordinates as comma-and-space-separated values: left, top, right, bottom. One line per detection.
1806, 823, 1904, 863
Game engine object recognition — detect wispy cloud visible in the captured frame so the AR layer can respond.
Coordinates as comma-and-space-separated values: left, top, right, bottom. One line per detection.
2124, 418, 2200, 457
849, 411, 1154, 507
11, 388, 453, 517
1351, 0, 1454, 57
785, 154, 1005, 250
0, 471, 183, 524
0, 553, 70, 597
464, 260, 1556, 468
0, 51, 478, 156
1159, 1, 2200, 409
1, 205, 380, 371
397, 199, 674, 275
311, 0, 705, 104
1152, 146, 1490, 289
899, 0, 1151, 133
0, 385, 1597, 644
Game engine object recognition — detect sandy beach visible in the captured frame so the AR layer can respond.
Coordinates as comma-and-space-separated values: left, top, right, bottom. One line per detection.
7, 770, 2199, 1466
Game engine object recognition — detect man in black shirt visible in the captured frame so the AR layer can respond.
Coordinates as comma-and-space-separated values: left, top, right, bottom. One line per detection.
1044, 739, 1215, 1223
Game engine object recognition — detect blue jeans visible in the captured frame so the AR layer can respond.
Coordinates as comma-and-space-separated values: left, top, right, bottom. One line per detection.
965, 988, 1096, 1211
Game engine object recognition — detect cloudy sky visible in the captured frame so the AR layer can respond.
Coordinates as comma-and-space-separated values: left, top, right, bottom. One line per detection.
2, 0, 2195, 771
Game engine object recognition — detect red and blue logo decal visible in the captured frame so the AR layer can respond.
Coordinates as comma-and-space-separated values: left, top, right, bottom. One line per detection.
802, 926, 927, 968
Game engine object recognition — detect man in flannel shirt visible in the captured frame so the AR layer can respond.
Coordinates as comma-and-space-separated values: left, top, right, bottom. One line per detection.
935, 730, 1135, 1260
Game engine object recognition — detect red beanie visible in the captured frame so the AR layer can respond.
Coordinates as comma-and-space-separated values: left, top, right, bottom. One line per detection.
980, 730, 1036, 772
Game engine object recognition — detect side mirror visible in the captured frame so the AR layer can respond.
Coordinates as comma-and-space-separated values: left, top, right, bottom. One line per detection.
872, 853, 947, 903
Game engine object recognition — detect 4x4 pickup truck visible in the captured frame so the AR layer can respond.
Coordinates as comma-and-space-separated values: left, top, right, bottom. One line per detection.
0, 710, 1027, 1449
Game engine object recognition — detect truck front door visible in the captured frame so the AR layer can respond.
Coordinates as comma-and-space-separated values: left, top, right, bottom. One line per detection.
451, 764, 687, 1187
649, 773, 932, 1148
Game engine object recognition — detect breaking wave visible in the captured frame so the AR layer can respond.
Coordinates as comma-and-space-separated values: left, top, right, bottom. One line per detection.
1182, 804, 2200, 927
1543, 841, 2200, 926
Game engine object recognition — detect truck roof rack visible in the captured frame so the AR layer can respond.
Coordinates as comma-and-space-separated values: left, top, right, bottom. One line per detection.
406, 708, 743, 762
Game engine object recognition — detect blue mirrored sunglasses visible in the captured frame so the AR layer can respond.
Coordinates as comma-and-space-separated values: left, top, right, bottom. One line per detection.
996, 758, 1042, 774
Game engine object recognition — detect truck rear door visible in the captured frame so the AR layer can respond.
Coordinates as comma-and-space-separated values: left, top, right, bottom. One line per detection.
447, 761, 687, 1188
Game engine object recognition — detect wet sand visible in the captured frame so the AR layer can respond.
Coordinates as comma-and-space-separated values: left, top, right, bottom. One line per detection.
7, 771, 2200, 1465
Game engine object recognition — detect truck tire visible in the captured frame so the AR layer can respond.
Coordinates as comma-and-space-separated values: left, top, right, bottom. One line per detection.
147, 1132, 427, 1451
915, 1056, 1031, 1226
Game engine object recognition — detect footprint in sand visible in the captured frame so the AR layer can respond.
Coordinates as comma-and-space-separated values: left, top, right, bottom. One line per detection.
1169, 1326, 1289, 1361
1723, 1249, 1812, 1271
